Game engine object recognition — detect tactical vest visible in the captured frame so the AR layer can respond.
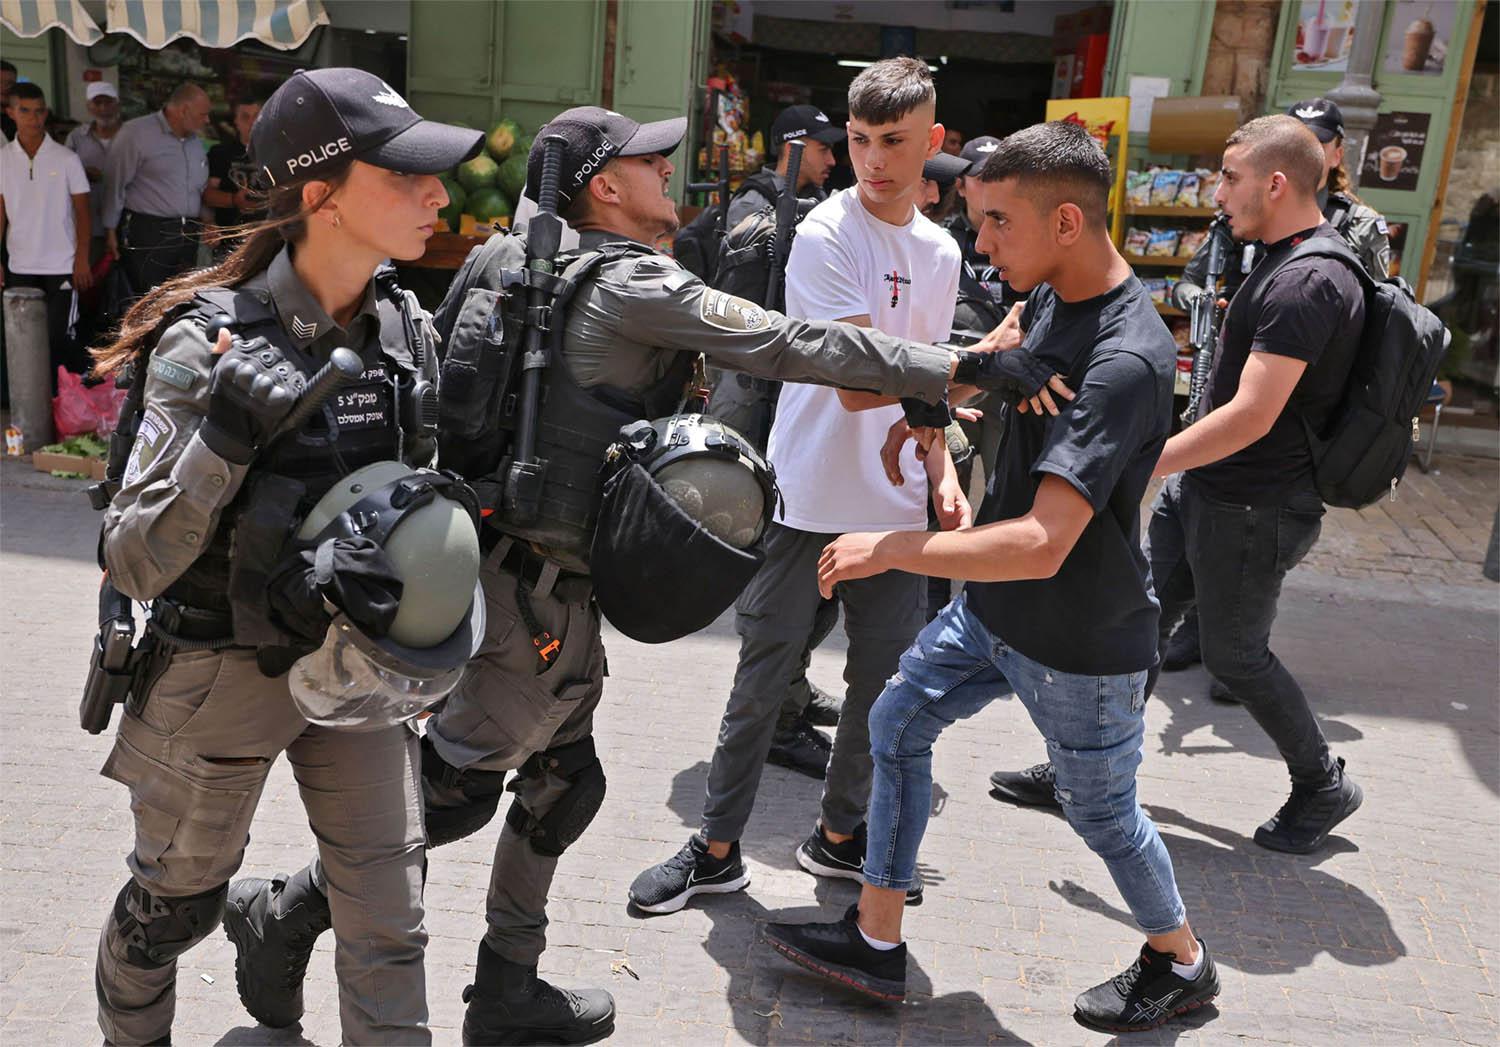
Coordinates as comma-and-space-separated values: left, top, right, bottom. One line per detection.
117, 276, 427, 652
449, 241, 696, 565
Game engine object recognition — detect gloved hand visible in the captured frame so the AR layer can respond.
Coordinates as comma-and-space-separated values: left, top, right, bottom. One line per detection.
267, 536, 404, 644
966, 348, 1061, 406
900, 395, 952, 430
198, 331, 306, 464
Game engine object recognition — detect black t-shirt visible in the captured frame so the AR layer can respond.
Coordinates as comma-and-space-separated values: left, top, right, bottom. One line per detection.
965, 276, 1176, 676
207, 139, 257, 227
1189, 222, 1365, 505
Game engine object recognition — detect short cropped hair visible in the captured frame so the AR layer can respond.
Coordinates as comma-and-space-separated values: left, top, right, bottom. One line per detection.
1224, 115, 1324, 197
10, 82, 44, 105
978, 121, 1112, 226
0, 61, 16, 75
167, 82, 207, 108
847, 57, 935, 125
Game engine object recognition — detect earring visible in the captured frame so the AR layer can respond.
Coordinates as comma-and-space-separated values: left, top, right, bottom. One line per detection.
331, 212, 342, 228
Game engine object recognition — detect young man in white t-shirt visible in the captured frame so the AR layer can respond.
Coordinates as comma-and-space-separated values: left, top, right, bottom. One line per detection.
0, 82, 94, 384
631, 58, 966, 915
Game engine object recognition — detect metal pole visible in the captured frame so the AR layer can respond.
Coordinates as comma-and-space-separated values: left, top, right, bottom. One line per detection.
1325, 0, 1386, 189
3, 287, 55, 452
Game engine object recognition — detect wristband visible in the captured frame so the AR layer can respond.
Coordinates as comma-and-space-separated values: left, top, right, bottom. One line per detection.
952, 349, 983, 386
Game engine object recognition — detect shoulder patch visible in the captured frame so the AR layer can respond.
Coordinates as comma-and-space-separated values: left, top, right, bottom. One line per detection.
700, 289, 769, 333
1375, 216, 1389, 235
121, 406, 178, 488
149, 356, 198, 392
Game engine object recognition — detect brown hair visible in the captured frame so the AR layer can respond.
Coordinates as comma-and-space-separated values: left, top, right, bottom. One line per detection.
1224, 115, 1324, 197
1325, 150, 1369, 206
92, 165, 352, 376
847, 57, 935, 125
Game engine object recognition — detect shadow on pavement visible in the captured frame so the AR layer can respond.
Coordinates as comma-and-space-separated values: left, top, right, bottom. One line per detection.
1046, 804, 1404, 975
215, 1023, 315, 1045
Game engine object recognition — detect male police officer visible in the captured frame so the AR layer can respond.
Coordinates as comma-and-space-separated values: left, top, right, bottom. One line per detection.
227, 105, 982, 1045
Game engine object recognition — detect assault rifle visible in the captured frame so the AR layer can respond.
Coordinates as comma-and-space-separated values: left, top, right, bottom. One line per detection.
505, 134, 568, 525
763, 139, 804, 313
1181, 215, 1231, 426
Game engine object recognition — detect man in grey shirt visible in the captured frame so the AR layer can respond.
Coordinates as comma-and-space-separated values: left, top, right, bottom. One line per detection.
65, 81, 122, 265
103, 83, 210, 291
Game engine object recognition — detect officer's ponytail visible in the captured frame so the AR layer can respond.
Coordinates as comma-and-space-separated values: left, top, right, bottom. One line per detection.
91, 163, 354, 377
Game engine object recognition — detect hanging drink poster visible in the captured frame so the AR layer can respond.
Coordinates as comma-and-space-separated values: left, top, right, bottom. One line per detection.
1361, 111, 1429, 192
1292, 0, 1357, 72
1383, 0, 1456, 76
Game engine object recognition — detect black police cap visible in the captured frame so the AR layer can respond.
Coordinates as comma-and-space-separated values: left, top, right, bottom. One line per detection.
1287, 98, 1345, 143
922, 151, 970, 188
251, 68, 482, 188
524, 106, 687, 206
958, 136, 1002, 175
770, 104, 846, 148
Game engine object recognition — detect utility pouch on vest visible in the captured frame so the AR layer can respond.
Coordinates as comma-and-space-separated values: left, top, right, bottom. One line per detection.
590, 460, 764, 644
228, 472, 308, 650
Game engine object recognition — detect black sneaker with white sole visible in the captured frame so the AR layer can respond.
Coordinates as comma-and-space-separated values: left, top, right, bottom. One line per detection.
1074, 938, 1219, 1033
764, 904, 906, 1002
1253, 757, 1363, 854
628, 834, 749, 914
795, 823, 923, 905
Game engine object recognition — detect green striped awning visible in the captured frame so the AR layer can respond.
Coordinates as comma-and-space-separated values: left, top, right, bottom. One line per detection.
0, 0, 103, 45
104, 0, 329, 51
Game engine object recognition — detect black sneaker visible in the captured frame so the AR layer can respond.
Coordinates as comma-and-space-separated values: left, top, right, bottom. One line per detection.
767, 716, 831, 780
223, 867, 332, 1028
794, 823, 923, 905
764, 904, 906, 1001
803, 684, 843, 727
988, 762, 1061, 809
1253, 757, 1363, 854
628, 834, 750, 914
1208, 678, 1239, 704
1160, 617, 1201, 671
1074, 938, 1219, 1033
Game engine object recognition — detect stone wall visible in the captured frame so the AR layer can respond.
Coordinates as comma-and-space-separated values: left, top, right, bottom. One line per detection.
1200, 0, 1281, 115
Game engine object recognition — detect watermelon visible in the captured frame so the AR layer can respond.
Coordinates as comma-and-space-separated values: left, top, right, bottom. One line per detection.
438, 176, 466, 229
497, 152, 528, 201
486, 118, 523, 162
455, 153, 499, 194
465, 188, 513, 224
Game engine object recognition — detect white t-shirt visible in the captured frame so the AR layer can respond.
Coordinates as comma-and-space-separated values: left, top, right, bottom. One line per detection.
767, 187, 959, 532
0, 136, 89, 275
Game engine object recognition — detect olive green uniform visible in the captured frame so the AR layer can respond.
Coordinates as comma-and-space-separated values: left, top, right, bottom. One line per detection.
96, 248, 433, 1045
423, 226, 953, 967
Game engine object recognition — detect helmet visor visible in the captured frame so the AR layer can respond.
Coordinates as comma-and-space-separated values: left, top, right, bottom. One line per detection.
288, 580, 485, 730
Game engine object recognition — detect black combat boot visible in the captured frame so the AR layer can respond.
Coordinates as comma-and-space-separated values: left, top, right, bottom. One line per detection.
462, 940, 615, 1046
223, 866, 332, 1028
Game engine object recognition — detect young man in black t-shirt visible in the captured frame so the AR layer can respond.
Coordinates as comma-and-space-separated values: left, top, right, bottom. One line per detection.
763, 122, 1219, 1034
203, 98, 262, 258
1146, 115, 1365, 854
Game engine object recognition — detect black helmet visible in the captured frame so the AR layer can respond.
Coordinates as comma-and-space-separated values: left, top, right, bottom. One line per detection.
591, 414, 778, 644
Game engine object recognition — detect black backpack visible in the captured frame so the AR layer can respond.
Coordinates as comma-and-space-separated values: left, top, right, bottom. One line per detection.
713, 196, 819, 311
1251, 238, 1448, 509
673, 170, 779, 285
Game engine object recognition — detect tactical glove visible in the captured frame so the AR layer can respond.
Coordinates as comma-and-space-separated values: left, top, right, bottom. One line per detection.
956, 348, 1059, 407
267, 536, 404, 644
198, 337, 306, 464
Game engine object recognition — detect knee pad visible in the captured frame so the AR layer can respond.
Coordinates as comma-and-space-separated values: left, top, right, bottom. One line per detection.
110, 880, 226, 969
505, 736, 607, 858
421, 734, 508, 849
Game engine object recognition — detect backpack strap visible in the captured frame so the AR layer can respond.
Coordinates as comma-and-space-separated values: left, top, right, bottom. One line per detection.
1324, 192, 1356, 236
731, 169, 781, 205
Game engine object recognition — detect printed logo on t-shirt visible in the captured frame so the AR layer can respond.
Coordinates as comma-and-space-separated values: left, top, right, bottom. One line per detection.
883, 269, 912, 308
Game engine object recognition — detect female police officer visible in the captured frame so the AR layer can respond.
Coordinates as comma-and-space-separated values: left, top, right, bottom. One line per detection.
89, 69, 481, 1044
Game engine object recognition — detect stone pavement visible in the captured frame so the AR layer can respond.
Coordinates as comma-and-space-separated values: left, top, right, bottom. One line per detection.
1, 453, 1496, 1046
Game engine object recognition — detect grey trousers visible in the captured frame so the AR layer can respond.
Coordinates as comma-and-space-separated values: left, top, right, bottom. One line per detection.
702, 522, 926, 842
96, 648, 428, 1045
425, 538, 606, 967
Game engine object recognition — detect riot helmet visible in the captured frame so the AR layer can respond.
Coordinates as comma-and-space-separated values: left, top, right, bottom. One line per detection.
287, 461, 485, 729
592, 413, 778, 644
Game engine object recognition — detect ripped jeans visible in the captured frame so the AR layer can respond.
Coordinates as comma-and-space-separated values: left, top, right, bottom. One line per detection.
864, 592, 1186, 935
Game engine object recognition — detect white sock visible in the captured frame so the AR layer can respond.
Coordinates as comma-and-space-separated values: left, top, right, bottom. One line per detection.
1170, 942, 1205, 979
858, 925, 901, 951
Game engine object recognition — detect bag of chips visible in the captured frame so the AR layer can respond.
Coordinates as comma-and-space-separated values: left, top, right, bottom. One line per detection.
1145, 229, 1180, 256
1176, 171, 1201, 207
1127, 170, 1154, 207
1177, 229, 1208, 257
1124, 227, 1151, 255
1150, 170, 1184, 206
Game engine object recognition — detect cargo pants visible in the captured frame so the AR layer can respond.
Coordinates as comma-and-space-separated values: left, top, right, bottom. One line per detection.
96, 648, 428, 1045
423, 536, 607, 967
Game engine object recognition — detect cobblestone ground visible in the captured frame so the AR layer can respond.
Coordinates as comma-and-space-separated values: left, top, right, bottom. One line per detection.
2, 454, 1496, 1046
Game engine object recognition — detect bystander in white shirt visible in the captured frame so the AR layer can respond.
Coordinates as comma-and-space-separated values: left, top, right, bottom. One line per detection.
0, 133, 90, 275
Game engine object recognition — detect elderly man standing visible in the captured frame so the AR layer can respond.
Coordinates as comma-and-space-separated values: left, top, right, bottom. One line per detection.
103, 83, 210, 292
65, 81, 122, 265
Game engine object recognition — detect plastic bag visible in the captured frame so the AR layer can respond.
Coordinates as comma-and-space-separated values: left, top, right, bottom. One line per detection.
52, 367, 129, 436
